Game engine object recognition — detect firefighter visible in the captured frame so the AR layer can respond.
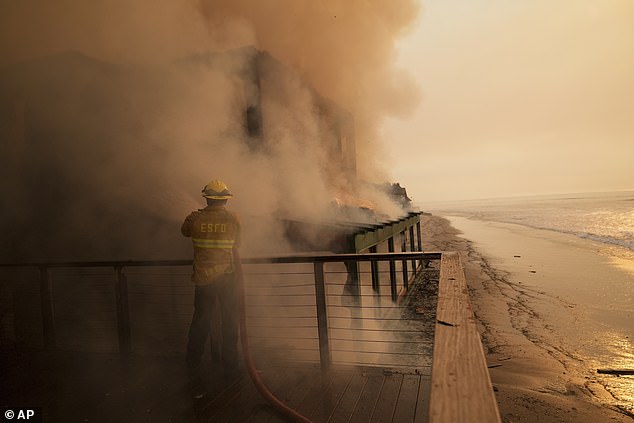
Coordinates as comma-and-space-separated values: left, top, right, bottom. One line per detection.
181, 180, 242, 392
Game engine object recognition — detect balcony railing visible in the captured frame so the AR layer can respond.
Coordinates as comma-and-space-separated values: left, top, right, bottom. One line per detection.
0, 252, 441, 371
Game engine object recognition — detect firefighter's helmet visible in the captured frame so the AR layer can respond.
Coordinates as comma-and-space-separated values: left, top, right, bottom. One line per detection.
202, 180, 233, 200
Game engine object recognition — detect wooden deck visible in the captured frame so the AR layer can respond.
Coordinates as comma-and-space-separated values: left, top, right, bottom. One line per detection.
1, 251, 501, 422
203, 365, 430, 423
1, 351, 431, 423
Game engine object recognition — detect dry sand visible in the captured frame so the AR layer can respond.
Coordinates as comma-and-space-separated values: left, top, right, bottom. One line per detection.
421, 214, 633, 423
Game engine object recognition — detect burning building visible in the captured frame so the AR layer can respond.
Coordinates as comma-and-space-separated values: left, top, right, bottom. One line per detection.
0, 47, 408, 262
180, 46, 357, 178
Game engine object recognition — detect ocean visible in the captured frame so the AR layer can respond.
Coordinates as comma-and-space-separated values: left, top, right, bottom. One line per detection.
427, 190, 634, 416
430, 190, 634, 257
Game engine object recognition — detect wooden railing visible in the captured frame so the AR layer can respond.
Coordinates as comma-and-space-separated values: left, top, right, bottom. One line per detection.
429, 252, 501, 423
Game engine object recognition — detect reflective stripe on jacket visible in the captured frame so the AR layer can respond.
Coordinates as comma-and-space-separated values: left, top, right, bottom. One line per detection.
192, 239, 236, 249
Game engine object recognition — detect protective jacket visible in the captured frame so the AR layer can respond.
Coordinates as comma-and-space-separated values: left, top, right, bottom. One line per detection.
181, 205, 241, 285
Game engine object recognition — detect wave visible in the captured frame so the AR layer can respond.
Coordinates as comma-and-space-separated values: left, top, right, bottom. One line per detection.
573, 232, 634, 251
507, 223, 634, 252
464, 214, 634, 253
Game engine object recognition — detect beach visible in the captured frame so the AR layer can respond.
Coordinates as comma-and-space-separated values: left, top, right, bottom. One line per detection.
420, 213, 633, 422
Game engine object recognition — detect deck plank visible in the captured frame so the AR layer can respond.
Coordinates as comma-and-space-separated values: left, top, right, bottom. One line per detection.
348, 374, 384, 423
199, 377, 244, 419
299, 370, 354, 423
327, 373, 368, 423
370, 373, 403, 423
265, 368, 324, 423
241, 369, 288, 423
209, 375, 272, 423
414, 374, 431, 423
392, 374, 420, 423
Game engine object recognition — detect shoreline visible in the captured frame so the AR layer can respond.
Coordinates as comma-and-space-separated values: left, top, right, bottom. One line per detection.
421, 214, 633, 422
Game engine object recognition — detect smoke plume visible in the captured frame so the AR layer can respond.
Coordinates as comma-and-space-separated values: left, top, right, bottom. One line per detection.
0, 1, 421, 261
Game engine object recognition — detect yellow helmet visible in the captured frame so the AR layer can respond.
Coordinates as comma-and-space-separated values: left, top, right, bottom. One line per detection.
201, 180, 233, 199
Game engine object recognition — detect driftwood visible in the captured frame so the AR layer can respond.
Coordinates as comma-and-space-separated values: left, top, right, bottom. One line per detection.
597, 369, 634, 376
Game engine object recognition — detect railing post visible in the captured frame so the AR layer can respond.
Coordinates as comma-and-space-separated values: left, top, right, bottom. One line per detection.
313, 261, 331, 371
388, 237, 397, 302
369, 245, 380, 293
401, 231, 409, 290
409, 225, 416, 272
344, 261, 360, 300
416, 221, 423, 267
39, 266, 56, 349
416, 221, 423, 251
115, 266, 132, 355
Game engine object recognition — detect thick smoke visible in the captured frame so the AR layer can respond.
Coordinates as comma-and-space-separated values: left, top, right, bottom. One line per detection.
195, 0, 422, 177
0, 1, 421, 261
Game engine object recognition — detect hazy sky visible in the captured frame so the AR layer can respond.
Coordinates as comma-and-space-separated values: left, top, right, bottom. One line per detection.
2, 1, 632, 207
383, 0, 634, 204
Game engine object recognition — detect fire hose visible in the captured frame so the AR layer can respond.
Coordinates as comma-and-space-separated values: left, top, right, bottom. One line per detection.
235, 251, 313, 423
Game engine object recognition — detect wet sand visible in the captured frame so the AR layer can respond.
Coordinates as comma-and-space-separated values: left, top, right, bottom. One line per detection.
421, 214, 633, 422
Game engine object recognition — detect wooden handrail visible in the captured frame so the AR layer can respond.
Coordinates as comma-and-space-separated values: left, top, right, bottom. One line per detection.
429, 252, 501, 423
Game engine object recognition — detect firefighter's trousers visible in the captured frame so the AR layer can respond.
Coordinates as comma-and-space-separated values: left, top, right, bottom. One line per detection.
186, 274, 239, 374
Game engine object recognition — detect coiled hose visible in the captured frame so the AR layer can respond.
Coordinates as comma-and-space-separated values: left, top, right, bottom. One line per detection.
235, 251, 312, 423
